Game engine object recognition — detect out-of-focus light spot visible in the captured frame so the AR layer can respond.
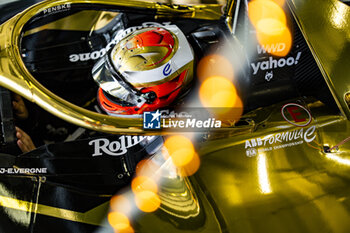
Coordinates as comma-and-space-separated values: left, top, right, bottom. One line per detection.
248, 0, 286, 28
197, 54, 234, 82
178, 152, 201, 177
108, 212, 130, 231
326, 154, 350, 166
131, 176, 158, 194
163, 135, 200, 177
110, 195, 132, 215
256, 24, 292, 57
164, 135, 195, 167
199, 76, 243, 121
134, 190, 161, 213
257, 18, 285, 36
271, 0, 285, 6
115, 226, 135, 233
218, 96, 244, 124
199, 76, 238, 108
248, 0, 292, 56
135, 159, 160, 179
257, 153, 272, 194
167, 147, 194, 167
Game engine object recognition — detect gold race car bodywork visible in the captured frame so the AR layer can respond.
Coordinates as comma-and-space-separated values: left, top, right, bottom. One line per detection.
1, 0, 350, 233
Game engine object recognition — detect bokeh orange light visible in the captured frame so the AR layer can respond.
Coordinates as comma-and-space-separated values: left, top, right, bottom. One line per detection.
114, 226, 135, 233
248, 0, 292, 56
199, 76, 238, 108
256, 25, 292, 57
108, 212, 130, 231
110, 195, 132, 214
131, 176, 158, 194
248, 0, 286, 28
178, 152, 201, 177
257, 18, 285, 36
134, 190, 161, 213
197, 54, 234, 82
164, 135, 195, 167
271, 0, 285, 6
163, 135, 200, 176
220, 95, 244, 124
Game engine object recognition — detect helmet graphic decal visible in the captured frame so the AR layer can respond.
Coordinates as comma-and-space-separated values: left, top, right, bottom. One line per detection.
111, 27, 177, 72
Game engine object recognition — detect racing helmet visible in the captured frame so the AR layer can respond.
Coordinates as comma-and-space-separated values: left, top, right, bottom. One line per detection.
92, 24, 194, 115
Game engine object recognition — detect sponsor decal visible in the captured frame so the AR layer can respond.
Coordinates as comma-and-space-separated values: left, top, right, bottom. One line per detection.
245, 125, 316, 156
69, 22, 171, 63
257, 43, 287, 55
89, 135, 155, 156
0, 168, 47, 174
246, 148, 257, 157
163, 63, 172, 76
265, 71, 273, 81
281, 103, 312, 127
43, 4, 71, 15
251, 52, 302, 75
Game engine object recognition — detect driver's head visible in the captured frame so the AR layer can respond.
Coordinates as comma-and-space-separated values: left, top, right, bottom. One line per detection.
92, 25, 194, 116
